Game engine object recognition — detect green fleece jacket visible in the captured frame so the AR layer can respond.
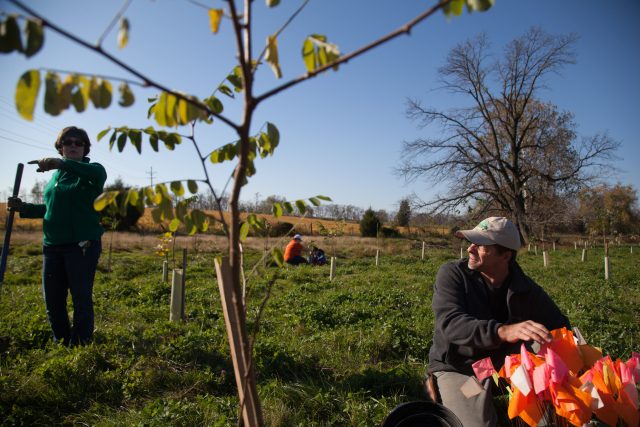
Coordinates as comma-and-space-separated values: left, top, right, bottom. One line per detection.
19, 157, 107, 245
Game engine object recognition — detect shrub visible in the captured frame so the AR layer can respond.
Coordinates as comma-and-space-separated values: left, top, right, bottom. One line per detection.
360, 208, 381, 237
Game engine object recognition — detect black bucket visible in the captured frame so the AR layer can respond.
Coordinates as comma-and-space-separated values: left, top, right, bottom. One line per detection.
381, 401, 463, 427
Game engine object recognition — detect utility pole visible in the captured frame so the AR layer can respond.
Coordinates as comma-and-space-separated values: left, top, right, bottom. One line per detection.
146, 167, 156, 187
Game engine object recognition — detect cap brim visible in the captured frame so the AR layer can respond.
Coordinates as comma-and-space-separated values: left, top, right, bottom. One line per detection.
455, 229, 496, 246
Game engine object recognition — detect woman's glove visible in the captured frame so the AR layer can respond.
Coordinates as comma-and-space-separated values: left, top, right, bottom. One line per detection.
7, 196, 23, 212
28, 158, 62, 172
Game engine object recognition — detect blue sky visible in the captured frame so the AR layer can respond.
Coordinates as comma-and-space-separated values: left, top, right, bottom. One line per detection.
1, 0, 638, 214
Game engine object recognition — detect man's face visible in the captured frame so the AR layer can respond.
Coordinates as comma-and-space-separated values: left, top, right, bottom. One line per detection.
466, 243, 510, 275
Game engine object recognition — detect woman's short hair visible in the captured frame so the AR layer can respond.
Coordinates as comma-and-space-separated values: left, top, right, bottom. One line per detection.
55, 126, 91, 156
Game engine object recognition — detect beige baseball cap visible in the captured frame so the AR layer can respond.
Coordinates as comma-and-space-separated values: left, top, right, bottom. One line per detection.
455, 217, 522, 251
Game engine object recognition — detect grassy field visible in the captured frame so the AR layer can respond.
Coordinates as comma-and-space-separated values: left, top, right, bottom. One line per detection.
0, 235, 638, 426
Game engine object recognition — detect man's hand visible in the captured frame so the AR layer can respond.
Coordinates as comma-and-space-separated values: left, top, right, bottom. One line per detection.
497, 321, 552, 345
28, 158, 62, 172
7, 196, 22, 212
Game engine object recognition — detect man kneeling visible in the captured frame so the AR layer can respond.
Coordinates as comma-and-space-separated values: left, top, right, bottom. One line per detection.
427, 217, 570, 426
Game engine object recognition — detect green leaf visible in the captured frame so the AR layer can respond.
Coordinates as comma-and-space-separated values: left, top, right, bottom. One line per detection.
109, 130, 117, 150
466, 0, 494, 12
15, 69, 40, 121
128, 129, 142, 153
271, 247, 284, 267
208, 9, 223, 34
178, 96, 202, 124
302, 38, 315, 72
227, 66, 244, 92
266, 0, 280, 6
266, 122, 279, 150
187, 180, 198, 194
117, 132, 127, 152
117, 17, 129, 49
169, 218, 180, 232
283, 201, 293, 214
302, 35, 340, 73
295, 200, 307, 215
97, 127, 111, 141
153, 92, 168, 127
44, 72, 62, 116
151, 207, 162, 223
175, 201, 187, 221
443, 0, 465, 16
184, 216, 197, 235
170, 181, 184, 196
0, 16, 23, 53
205, 95, 224, 114
93, 190, 119, 211
192, 209, 207, 232
265, 35, 282, 79
309, 197, 321, 207
165, 93, 178, 127
239, 222, 250, 241
159, 198, 174, 220
218, 84, 234, 98
272, 202, 283, 218
89, 78, 113, 109
316, 195, 332, 201
24, 19, 44, 57
70, 75, 90, 112
126, 188, 139, 207
149, 133, 159, 152
118, 82, 135, 107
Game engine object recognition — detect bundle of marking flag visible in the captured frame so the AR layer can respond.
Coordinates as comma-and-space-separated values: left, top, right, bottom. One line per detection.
471, 327, 639, 426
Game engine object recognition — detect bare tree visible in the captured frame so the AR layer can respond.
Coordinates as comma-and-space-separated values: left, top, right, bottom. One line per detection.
398, 28, 619, 242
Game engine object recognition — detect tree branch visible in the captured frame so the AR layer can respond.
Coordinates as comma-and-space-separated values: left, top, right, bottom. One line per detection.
255, 0, 453, 104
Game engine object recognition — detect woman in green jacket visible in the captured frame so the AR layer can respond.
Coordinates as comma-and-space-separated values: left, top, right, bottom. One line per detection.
8, 126, 107, 345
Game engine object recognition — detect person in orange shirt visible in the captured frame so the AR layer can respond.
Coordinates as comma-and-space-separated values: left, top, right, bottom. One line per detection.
284, 234, 307, 265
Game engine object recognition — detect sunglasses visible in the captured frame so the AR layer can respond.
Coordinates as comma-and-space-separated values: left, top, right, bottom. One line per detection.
61, 138, 85, 147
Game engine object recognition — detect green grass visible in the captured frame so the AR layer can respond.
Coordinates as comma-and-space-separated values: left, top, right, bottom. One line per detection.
0, 242, 638, 425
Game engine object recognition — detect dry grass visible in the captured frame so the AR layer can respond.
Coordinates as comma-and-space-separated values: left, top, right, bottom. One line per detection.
0, 203, 449, 246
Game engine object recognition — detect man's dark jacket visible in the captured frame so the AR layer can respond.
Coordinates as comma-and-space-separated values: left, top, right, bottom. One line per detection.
428, 259, 570, 376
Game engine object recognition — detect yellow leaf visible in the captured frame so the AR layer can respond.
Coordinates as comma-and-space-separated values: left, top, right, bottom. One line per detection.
117, 17, 129, 49
208, 9, 223, 34
266, 35, 282, 79
15, 70, 40, 121
93, 191, 118, 211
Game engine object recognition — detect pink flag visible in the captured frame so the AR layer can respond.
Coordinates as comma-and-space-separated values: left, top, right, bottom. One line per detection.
532, 363, 549, 395
627, 352, 640, 382
520, 343, 534, 372
545, 347, 567, 384
472, 357, 496, 381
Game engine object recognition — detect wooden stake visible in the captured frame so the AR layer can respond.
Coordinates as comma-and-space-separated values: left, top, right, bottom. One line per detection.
375, 249, 380, 266
552, 242, 556, 252
543, 251, 549, 268
574, 241, 577, 250
421, 241, 425, 260
330, 257, 336, 281
460, 246, 464, 259
181, 248, 187, 320
534, 245, 538, 256
169, 269, 184, 322
581, 248, 586, 262
604, 256, 610, 280
214, 257, 263, 426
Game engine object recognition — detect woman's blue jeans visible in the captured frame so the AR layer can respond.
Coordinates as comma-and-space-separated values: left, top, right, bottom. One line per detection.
42, 240, 101, 345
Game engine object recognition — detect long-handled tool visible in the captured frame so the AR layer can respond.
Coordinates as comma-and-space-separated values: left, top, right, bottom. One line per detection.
0, 163, 25, 286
